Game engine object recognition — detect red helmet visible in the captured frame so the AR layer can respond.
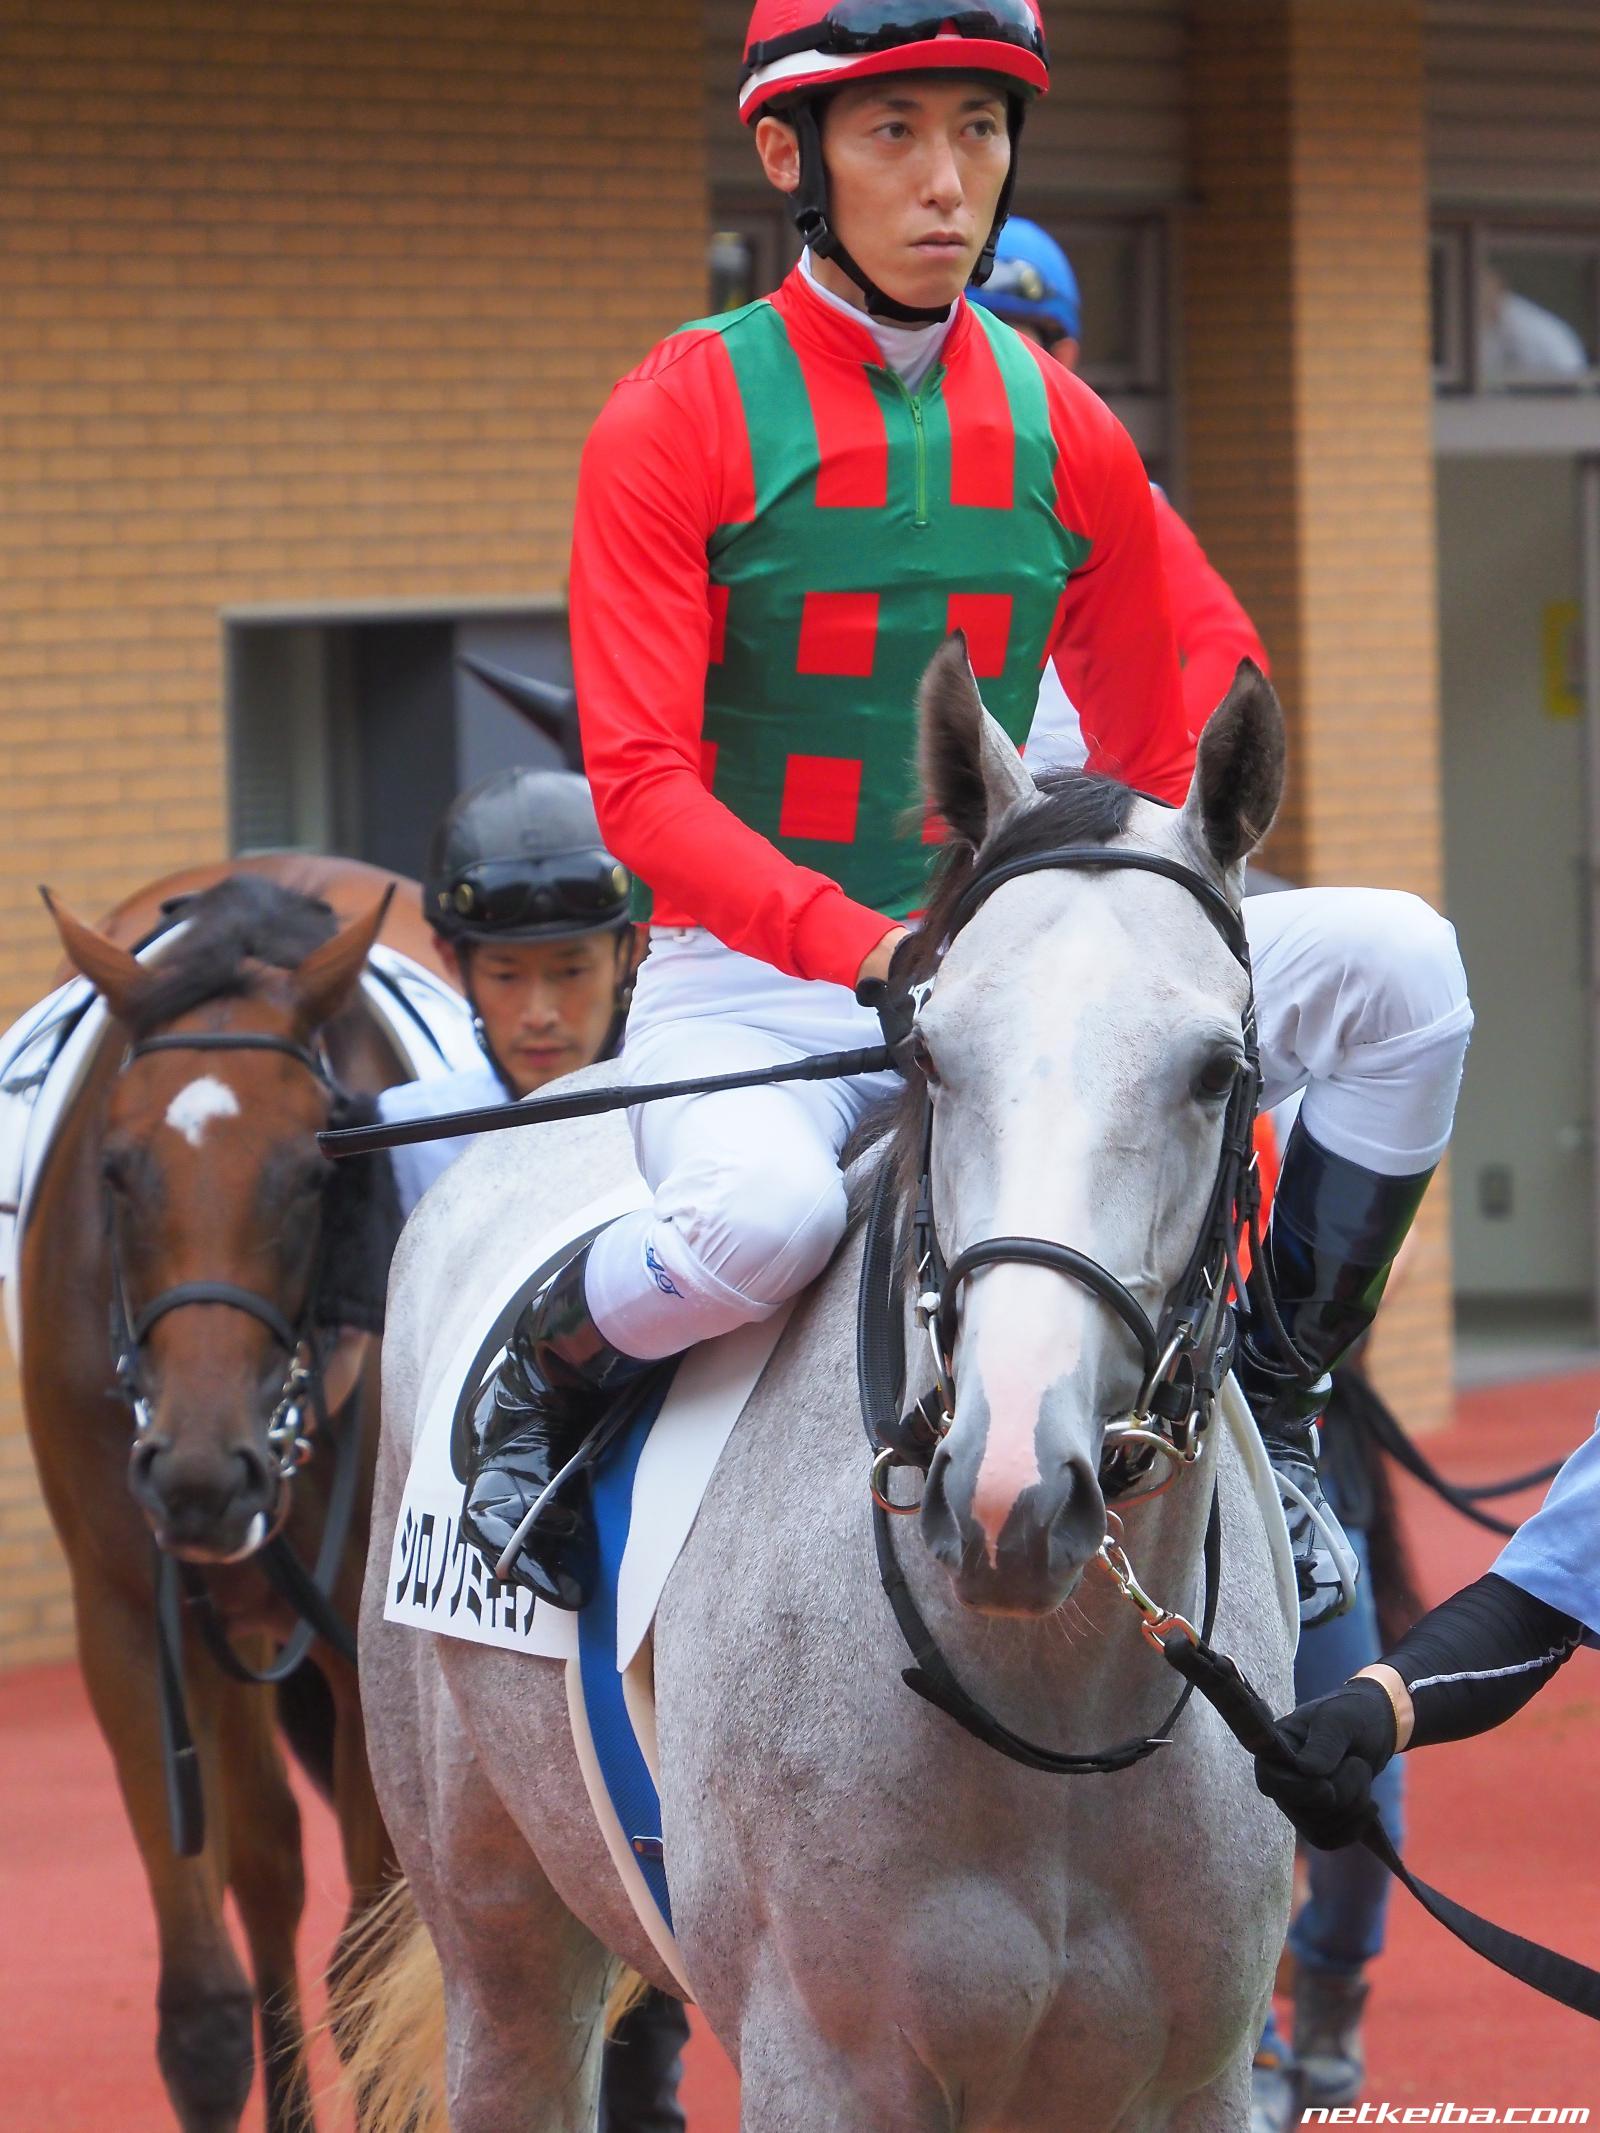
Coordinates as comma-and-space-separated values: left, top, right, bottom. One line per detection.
739, 0, 1049, 127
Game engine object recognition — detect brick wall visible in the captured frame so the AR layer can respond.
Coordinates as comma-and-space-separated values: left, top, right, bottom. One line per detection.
0, 0, 708, 1667
1183, 0, 1454, 1432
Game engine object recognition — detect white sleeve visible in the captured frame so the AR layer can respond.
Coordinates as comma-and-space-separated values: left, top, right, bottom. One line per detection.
1022, 661, 1089, 777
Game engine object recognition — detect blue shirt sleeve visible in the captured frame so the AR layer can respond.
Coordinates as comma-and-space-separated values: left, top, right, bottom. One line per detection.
376, 1065, 505, 1221
1492, 1416, 1600, 1646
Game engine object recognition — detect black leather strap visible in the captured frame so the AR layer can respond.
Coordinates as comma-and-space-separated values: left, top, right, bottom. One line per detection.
1160, 1631, 1600, 2023
949, 844, 1251, 964
129, 1030, 330, 1082
871, 1485, 1221, 1775
132, 1281, 301, 1355
937, 1237, 1160, 1380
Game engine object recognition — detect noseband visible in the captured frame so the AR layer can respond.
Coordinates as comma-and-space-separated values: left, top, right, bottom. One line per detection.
108, 1030, 337, 1485
871, 842, 1261, 1507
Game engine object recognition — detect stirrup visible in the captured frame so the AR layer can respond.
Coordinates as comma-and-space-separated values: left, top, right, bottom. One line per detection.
1274, 1464, 1359, 1623
490, 1401, 635, 1587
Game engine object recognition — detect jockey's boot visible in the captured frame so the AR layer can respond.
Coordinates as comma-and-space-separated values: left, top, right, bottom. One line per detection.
459, 1240, 647, 1609
1293, 1968, 1369, 2108
599, 1989, 690, 2133
1237, 1118, 1433, 1630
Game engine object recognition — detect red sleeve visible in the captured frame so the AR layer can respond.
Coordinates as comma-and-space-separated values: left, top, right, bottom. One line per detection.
1153, 488, 1270, 738
1038, 361, 1192, 807
569, 336, 895, 990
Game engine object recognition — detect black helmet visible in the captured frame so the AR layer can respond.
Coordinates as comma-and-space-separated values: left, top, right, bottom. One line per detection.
424, 769, 631, 943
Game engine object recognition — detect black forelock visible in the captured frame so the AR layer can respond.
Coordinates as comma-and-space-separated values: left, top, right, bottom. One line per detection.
127, 876, 340, 1039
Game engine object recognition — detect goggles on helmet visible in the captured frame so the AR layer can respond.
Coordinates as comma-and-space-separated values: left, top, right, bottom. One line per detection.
433, 852, 630, 937
743, 0, 1047, 80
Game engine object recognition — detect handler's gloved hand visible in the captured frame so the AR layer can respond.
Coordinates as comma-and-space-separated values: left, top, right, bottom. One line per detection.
1253, 1676, 1399, 1851
855, 933, 926, 1076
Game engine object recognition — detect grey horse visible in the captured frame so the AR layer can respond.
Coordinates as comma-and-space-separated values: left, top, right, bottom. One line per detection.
354, 644, 1297, 2132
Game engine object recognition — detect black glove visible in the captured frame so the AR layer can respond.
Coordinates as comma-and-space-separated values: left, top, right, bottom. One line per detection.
1253, 1676, 1399, 1851
855, 932, 925, 1075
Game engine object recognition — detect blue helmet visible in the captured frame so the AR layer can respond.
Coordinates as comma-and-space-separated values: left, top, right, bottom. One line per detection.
968, 217, 1081, 344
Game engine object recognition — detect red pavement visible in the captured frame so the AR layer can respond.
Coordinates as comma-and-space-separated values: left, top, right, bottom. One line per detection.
3, 1371, 1599, 2128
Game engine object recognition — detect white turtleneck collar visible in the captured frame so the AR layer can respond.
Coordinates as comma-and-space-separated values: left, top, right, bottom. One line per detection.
800, 248, 955, 394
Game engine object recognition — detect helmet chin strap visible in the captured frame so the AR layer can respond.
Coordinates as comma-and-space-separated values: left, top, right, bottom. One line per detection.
788, 96, 1026, 324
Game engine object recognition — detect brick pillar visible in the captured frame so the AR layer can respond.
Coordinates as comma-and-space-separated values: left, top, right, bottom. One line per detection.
1183, 0, 1453, 1430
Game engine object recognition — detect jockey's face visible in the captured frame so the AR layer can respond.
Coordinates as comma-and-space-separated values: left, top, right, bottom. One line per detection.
757, 75, 1011, 314
445, 932, 629, 1096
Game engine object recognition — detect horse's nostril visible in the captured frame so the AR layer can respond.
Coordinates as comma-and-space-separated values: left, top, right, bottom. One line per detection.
129, 1432, 168, 1473
234, 1443, 275, 1500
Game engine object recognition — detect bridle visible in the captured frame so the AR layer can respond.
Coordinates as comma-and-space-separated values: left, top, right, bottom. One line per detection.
105, 1023, 363, 1859
870, 842, 1262, 1497
108, 1030, 339, 1501
857, 840, 1266, 1776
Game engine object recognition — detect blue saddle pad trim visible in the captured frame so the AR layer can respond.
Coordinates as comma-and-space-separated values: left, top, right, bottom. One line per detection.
579, 1365, 679, 1937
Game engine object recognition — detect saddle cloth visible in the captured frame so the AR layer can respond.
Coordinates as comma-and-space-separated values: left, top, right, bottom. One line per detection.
386, 1184, 792, 1993
0, 940, 477, 1364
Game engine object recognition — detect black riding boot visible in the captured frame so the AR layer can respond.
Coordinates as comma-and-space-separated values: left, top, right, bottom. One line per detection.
458, 1240, 645, 1609
1237, 1119, 1433, 1630
599, 1990, 690, 2133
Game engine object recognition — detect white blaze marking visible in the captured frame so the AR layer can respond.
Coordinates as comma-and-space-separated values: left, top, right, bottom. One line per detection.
962, 925, 1108, 1564
163, 1075, 240, 1148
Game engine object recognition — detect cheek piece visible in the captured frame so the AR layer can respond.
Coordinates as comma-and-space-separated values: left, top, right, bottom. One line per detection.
786, 93, 1026, 326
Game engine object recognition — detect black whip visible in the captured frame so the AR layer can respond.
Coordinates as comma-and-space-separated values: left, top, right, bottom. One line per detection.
317, 1044, 897, 1159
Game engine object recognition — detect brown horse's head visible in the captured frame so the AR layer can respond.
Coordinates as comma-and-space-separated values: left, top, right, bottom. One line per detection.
44, 878, 395, 1563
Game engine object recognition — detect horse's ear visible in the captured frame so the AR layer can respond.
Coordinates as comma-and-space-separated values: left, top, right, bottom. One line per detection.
292, 888, 394, 1031
1181, 660, 1286, 876
40, 887, 155, 1022
917, 632, 1034, 847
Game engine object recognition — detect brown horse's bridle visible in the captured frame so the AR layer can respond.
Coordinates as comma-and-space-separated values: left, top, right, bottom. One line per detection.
107, 1028, 337, 1505
105, 1024, 362, 1857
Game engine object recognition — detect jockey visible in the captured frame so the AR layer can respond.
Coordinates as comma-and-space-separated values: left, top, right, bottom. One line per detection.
375, 767, 639, 1215
458, 0, 1473, 1634
372, 768, 689, 2133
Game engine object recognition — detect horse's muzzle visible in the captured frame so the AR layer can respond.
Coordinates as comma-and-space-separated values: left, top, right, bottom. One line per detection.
128, 1431, 285, 1563
921, 1427, 1107, 1616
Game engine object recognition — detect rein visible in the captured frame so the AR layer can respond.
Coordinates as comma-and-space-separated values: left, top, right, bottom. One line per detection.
109, 1027, 361, 1858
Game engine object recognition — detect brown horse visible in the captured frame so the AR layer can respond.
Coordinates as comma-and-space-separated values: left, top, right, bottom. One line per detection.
16, 854, 457, 2133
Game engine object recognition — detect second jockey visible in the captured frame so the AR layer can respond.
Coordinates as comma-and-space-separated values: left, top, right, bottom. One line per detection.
459, 0, 1473, 1631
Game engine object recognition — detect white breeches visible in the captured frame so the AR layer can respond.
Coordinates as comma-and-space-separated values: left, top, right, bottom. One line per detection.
583, 889, 1473, 1361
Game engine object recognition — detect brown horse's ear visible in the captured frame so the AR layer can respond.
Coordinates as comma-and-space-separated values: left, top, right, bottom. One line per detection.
40, 887, 156, 1023
292, 887, 394, 1031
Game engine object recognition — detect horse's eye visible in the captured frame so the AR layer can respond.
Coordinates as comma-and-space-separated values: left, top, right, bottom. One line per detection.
911, 1034, 941, 1087
1194, 1050, 1241, 1101
101, 1147, 132, 1194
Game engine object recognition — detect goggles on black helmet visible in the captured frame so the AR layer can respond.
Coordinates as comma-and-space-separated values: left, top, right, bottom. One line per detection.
432, 852, 631, 938
744, 0, 1047, 77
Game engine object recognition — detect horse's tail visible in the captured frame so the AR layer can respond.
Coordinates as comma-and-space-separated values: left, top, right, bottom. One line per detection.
327, 1877, 447, 2133
327, 1875, 652, 2133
